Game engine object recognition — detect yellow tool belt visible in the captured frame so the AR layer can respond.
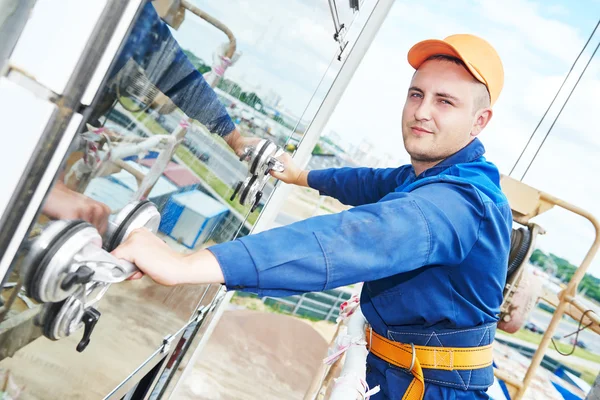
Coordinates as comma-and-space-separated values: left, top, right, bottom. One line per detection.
365, 327, 493, 400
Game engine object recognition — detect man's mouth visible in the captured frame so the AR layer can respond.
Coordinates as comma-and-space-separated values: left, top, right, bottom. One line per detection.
410, 126, 433, 135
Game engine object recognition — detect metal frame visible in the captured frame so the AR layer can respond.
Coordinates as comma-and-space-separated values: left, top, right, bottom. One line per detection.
0, 2, 222, 398
0, 0, 395, 398
143, 287, 227, 400
496, 176, 600, 400
104, 285, 216, 399
164, 288, 233, 399
0, 0, 143, 281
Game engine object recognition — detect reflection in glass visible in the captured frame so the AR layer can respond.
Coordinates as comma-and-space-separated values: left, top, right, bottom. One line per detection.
0, 0, 351, 397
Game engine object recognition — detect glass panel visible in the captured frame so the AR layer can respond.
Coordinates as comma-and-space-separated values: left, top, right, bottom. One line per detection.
0, 0, 372, 397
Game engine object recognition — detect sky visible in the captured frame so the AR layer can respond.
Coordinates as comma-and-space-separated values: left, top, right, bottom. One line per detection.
175, 0, 600, 277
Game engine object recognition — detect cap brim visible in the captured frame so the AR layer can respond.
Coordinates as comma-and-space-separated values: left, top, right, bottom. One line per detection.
407, 39, 486, 85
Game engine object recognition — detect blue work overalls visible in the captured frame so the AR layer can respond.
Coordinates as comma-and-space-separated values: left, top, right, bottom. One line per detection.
211, 138, 512, 399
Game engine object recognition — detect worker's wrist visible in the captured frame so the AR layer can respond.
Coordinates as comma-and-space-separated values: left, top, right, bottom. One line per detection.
224, 129, 243, 156
295, 170, 310, 187
180, 249, 225, 285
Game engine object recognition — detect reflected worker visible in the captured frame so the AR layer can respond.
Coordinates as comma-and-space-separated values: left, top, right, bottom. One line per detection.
113, 34, 513, 400
94, 0, 258, 158
42, 1, 257, 231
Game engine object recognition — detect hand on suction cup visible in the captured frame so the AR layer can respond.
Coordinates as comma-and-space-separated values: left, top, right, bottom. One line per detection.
111, 228, 191, 286
269, 152, 308, 187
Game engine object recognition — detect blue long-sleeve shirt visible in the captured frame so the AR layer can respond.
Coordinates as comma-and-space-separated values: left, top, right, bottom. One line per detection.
210, 138, 511, 303
209, 138, 512, 398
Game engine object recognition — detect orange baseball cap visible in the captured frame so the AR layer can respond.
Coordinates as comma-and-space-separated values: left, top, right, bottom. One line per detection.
407, 34, 504, 106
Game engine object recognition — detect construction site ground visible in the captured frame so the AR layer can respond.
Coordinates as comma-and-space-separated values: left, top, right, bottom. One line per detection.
175, 300, 338, 400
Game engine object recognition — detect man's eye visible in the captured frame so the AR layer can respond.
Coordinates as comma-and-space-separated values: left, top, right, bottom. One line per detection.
410, 92, 422, 98
440, 99, 453, 105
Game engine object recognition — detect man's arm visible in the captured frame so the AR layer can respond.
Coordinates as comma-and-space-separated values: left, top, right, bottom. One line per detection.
113, 2, 255, 155
113, 181, 485, 296
272, 152, 411, 206
42, 181, 112, 234
306, 166, 411, 206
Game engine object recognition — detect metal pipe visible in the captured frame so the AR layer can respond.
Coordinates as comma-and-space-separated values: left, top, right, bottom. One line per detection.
329, 307, 369, 400
564, 295, 600, 326
113, 159, 145, 186
493, 369, 523, 389
493, 369, 522, 399
541, 293, 600, 335
180, 0, 236, 59
514, 292, 570, 400
539, 192, 600, 297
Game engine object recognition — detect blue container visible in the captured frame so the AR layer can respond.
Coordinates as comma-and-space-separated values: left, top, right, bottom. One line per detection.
159, 190, 229, 248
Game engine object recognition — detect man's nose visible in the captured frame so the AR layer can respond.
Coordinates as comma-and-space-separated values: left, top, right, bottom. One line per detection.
414, 99, 432, 121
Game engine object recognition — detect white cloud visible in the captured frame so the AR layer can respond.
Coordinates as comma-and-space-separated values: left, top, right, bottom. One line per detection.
475, 0, 586, 65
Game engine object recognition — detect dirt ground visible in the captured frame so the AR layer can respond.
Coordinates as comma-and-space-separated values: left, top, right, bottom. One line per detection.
174, 309, 336, 400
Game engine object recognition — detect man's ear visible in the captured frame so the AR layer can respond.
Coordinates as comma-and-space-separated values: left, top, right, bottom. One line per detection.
471, 108, 492, 137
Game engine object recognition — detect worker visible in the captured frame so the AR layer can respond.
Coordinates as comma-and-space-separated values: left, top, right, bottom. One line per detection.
112, 34, 512, 400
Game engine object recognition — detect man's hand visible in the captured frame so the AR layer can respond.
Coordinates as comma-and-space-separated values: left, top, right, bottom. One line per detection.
43, 182, 112, 234
270, 152, 309, 187
111, 228, 225, 286
111, 228, 188, 285
224, 128, 262, 157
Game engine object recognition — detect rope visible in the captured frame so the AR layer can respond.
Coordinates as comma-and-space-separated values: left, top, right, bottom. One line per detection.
509, 18, 600, 180
519, 38, 600, 181
550, 309, 597, 356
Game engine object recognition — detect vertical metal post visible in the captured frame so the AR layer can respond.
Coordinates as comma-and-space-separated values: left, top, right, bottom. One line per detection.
292, 294, 306, 315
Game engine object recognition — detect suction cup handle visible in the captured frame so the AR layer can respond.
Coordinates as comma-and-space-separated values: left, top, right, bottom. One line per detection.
251, 191, 263, 213
239, 147, 251, 162
268, 158, 285, 173
90, 257, 140, 283
113, 259, 140, 281
76, 307, 101, 352
61, 265, 95, 291
230, 181, 243, 201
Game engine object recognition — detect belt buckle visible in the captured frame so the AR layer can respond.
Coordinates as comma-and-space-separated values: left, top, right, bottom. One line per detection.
368, 325, 416, 372
407, 342, 416, 372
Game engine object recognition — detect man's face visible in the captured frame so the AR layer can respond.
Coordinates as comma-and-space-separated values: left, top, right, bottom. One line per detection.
401, 59, 488, 164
